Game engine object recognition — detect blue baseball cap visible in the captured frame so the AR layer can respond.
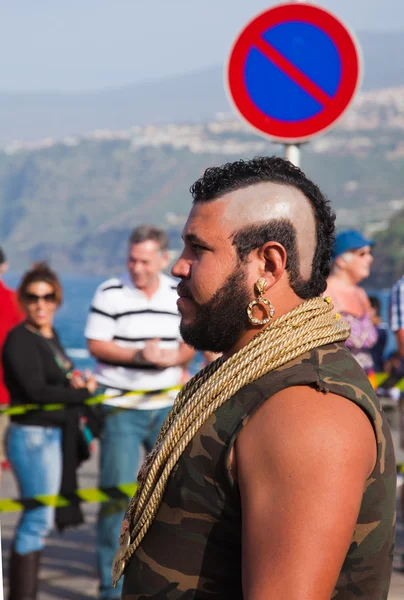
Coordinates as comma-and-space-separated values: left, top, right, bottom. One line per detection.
332, 230, 375, 260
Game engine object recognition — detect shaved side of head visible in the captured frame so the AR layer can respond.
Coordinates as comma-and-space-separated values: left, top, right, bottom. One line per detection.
224, 182, 316, 281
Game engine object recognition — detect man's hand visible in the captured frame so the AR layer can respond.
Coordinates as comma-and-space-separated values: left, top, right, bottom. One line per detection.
88, 338, 195, 370
140, 339, 180, 368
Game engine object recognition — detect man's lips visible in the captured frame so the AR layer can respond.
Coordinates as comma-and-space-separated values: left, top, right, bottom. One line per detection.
176, 284, 195, 311
177, 284, 193, 300
177, 297, 194, 313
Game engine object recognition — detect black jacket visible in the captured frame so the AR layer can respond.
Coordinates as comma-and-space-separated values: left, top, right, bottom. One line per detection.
3, 322, 91, 530
3, 323, 88, 426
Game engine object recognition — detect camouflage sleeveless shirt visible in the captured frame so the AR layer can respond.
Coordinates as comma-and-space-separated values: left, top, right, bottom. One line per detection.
122, 342, 396, 599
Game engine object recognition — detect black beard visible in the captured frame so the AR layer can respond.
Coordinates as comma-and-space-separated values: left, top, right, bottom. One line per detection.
179, 266, 251, 353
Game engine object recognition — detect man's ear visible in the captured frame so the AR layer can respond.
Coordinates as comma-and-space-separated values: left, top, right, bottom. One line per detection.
258, 242, 287, 286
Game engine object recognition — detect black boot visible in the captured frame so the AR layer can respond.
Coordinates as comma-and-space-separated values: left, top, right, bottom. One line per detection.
8, 549, 41, 600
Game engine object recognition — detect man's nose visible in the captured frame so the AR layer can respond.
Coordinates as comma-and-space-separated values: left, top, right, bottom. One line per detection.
171, 255, 191, 279
132, 262, 143, 274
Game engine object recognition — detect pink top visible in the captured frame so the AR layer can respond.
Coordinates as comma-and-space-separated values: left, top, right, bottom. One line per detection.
340, 311, 378, 373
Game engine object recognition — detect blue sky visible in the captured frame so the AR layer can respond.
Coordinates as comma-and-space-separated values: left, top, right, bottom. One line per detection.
1, 0, 403, 92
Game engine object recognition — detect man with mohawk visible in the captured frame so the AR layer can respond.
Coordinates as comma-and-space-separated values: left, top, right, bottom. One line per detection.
113, 157, 396, 600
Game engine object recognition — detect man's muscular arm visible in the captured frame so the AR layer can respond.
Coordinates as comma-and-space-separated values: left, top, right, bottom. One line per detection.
235, 385, 377, 600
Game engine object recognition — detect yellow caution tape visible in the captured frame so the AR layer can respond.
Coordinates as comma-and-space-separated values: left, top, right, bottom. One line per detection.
372, 372, 404, 393
1, 467, 403, 513
394, 379, 404, 392
0, 385, 182, 417
1, 370, 402, 418
373, 373, 390, 388
0, 483, 138, 513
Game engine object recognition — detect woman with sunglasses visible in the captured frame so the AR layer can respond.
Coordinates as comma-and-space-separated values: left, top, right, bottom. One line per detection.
325, 230, 378, 374
3, 262, 98, 600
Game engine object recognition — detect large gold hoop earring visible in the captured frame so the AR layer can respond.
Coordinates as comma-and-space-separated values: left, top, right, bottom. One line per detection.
247, 277, 275, 326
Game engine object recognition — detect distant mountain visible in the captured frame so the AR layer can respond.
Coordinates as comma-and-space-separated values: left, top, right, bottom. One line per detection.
0, 31, 403, 145
1, 115, 404, 276
0, 68, 225, 146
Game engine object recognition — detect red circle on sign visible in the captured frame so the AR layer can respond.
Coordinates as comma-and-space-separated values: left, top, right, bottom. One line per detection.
226, 3, 361, 143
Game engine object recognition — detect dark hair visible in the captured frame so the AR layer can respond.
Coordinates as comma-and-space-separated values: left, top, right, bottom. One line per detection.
129, 225, 169, 253
190, 156, 335, 299
0, 247, 6, 265
369, 296, 380, 314
18, 262, 63, 306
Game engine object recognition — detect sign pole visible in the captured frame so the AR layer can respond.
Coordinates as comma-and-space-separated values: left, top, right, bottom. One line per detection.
284, 0, 305, 167
285, 143, 300, 167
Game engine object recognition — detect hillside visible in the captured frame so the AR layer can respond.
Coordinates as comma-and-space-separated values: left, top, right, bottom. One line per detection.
1, 31, 404, 145
368, 213, 404, 288
1, 94, 404, 277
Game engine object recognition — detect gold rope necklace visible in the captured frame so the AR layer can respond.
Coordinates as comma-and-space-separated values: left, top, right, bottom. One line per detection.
112, 295, 350, 586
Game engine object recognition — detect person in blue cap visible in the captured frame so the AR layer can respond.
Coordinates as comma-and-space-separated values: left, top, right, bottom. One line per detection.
325, 230, 377, 373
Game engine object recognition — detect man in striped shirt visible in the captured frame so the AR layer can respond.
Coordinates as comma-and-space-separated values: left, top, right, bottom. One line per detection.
85, 225, 195, 600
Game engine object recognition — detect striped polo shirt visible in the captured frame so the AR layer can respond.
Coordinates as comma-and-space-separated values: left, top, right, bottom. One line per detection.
390, 274, 404, 333
85, 272, 182, 409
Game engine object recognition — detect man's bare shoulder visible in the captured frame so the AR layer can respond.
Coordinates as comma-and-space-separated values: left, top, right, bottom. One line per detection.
235, 385, 377, 484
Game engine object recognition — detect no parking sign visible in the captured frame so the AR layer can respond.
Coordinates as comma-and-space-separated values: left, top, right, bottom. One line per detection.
226, 3, 362, 144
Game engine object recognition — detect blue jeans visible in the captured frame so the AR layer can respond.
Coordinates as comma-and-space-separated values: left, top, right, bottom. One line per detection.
97, 405, 171, 600
6, 423, 62, 554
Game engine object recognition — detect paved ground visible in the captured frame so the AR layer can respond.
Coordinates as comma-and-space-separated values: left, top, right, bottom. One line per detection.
1, 402, 403, 599
1, 449, 100, 599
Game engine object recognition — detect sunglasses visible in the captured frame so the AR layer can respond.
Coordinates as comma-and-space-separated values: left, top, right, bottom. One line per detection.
24, 292, 57, 304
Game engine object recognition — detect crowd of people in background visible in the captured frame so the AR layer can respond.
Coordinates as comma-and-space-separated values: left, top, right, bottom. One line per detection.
0, 224, 403, 599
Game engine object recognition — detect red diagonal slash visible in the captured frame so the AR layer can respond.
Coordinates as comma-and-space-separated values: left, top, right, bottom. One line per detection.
254, 36, 333, 108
